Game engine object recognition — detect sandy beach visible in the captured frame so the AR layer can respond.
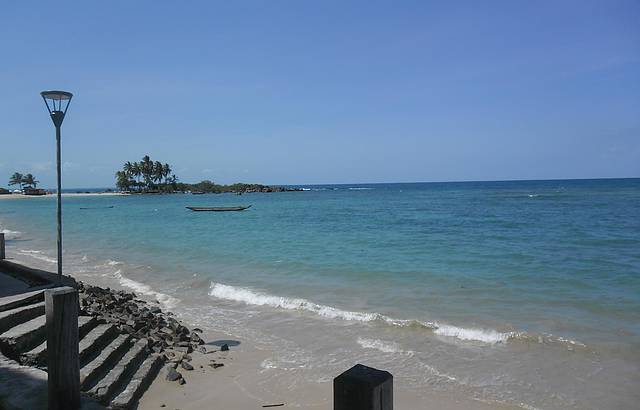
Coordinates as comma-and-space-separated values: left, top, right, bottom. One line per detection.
2, 251, 510, 410
0, 192, 128, 200
138, 325, 509, 410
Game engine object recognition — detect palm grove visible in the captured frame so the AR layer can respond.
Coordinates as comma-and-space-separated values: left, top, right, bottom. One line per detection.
115, 155, 177, 192
8, 172, 39, 190
115, 155, 294, 194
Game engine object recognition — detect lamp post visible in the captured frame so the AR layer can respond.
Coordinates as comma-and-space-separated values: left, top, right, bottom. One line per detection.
40, 90, 73, 285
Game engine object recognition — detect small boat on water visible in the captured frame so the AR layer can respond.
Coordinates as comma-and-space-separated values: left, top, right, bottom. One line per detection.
186, 205, 252, 212
191, 191, 206, 195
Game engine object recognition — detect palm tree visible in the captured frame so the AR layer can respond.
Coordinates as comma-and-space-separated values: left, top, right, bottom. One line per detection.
141, 155, 153, 189
154, 161, 164, 185
131, 162, 142, 189
9, 172, 24, 189
115, 171, 130, 191
162, 163, 172, 184
22, 174, 39, 188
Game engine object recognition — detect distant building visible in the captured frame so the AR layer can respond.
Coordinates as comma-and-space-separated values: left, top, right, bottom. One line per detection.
23, 188, 48, 196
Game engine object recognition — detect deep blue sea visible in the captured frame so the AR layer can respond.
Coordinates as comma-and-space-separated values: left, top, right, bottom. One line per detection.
1, 178, 639, 409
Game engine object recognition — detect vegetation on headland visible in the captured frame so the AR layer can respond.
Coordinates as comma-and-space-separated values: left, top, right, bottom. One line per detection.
8, 172, 39, 189
115, 155, 301, 194
115, 155, 176, 192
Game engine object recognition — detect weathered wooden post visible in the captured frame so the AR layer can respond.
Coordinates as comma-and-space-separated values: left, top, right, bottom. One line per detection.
0, 232, 5, 259
45, 287, 80, 410
334, 364, 393, 410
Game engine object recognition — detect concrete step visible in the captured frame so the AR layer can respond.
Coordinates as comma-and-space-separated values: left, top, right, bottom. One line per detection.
81, 334, 132, 390
0, 314, 46, 358
21, 315, 99, 367
86, 339, 149, 404
79, 324, 118, 365
0, 301, 45, 334
109, 353, 163, 410
0, 289, 44, 313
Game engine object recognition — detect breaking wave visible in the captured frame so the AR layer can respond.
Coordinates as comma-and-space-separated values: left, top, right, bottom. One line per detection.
208, 282, 520, 344
113, 269, 180, 309
16, 249, 57, 264
1, 229, 21, 240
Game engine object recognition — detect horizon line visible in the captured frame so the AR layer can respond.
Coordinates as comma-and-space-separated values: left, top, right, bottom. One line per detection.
40, 176, 640, 191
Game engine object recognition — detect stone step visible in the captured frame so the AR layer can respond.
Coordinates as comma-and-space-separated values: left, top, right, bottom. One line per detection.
0, 314, 46, 358
79, 324, 119, 365
85, 339, 149, 404
21, 315, 99, 367
0, 289, 44, 313
109, 354, 163, 410
0, 301, 45, 334
81, 334, 132, 390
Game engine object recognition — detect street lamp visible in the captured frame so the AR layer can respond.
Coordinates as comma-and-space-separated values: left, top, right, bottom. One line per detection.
41, 90, 73, 284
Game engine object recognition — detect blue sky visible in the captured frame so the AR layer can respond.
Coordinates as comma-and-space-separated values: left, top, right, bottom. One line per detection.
0, 1, 638, 188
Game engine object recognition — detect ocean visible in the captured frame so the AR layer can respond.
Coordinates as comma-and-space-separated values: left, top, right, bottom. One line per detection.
1, 178, 639, 409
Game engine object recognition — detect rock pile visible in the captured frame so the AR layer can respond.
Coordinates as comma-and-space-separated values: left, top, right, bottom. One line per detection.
77, 282, 208, 383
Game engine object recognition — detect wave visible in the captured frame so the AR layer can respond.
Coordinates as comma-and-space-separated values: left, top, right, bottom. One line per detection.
208, 282, 518, 344
17, 249, 57, 264
357, 337, 414, 355
433, 324, 511, 343
1, 229, 21, 240
348, 187, 374, 190
112, 269, 180, 309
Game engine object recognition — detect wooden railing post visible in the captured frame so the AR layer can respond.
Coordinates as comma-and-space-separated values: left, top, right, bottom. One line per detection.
45, 287, 80, 410
334, 364, 393, 410
0, 232, 5, 259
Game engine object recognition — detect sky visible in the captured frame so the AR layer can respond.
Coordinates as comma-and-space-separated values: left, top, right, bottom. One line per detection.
0, 0, 638, 188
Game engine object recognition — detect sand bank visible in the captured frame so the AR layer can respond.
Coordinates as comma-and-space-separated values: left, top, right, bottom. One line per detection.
0, 192, 128, 200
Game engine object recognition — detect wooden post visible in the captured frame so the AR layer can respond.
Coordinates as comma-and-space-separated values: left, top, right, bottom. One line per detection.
0, 233, 5, 259
334, 364, 393, 410
45, 287, 80, 410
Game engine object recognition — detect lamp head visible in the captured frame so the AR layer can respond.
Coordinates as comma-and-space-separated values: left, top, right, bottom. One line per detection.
41, 90, 73, 127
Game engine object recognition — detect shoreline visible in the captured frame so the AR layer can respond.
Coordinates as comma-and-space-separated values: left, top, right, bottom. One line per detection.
0, 192, 129, 200
1, 247, 513, 409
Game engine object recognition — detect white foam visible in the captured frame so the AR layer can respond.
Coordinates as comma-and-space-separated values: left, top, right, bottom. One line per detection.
357, 337, 412, 355
209, 282, 513, 345
348, 187, 373, 190
0, 229, 21, 240
112, 269, 180, 309
106, 259, 123, 266
17, 249, 57, 264
209, 282, 382, 322
433, 324, 512, 344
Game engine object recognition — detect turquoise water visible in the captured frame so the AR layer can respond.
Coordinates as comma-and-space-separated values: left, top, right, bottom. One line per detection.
2, 178, 639, 409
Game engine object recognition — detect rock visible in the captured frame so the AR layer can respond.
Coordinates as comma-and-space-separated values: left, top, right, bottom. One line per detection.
209, 363, 224, 369
178, 377, 186, 385
220, 343, 229, 351
181, 361, 194, 371
165, 366, 182, 382
198, 346, 207, 354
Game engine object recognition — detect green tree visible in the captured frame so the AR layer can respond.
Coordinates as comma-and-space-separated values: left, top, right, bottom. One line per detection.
162, 163, 172, 183
115, 171, 131, 191
22, 174, 39, 188
153, 161, 164, 185
9, 172, 24, 189
141, 155, 153, 188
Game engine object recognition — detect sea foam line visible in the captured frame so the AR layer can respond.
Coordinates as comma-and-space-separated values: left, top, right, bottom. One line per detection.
0, 229, 21, 240
357, 337, 414, 356
208, 282, 514, 344
112, 269, 180, 309
16, 249, 57, 264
